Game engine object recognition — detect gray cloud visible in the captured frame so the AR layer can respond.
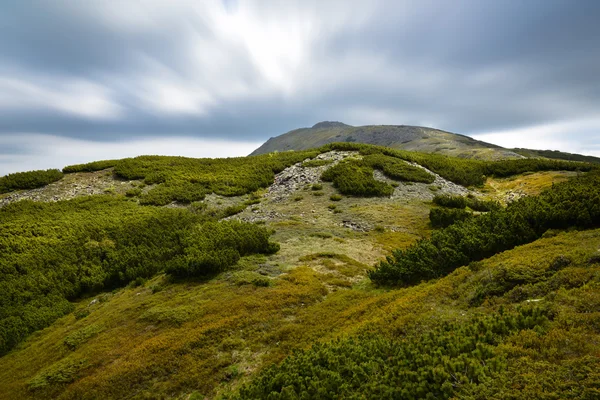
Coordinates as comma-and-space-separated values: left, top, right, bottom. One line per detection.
1, 0, 599, 174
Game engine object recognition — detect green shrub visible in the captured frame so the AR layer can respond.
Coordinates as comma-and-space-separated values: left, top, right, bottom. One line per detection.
370, 172, 600, 286
311, 183, 323, 191
63, 325, 103, 350
235, 307, 549, 399
433, 194, 467, 209
165, 221, 279, 278
0, 197, 279, 355
139, 182, 206, 206
430, 207, 472, 228
62, 160, 118, 173
363, 153, 435, 183
466, 197, 502, 212
330, 194, 342, 201
223, 203, 247, 217
28, 358, 87, 391
319, 142, 595, 187
125, 187, 142, 197
0, 169, 64, 193
322, 162, 394, 197
112, 150, 319, 204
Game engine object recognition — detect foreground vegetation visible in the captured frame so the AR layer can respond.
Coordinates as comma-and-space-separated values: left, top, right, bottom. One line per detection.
0, 145, 599, 399
0, 198, 278, 355
234, 306, 552, 399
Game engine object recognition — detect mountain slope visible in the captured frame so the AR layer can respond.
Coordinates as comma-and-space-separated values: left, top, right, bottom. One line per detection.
512, 147, 600, 163
0, 145, 598, 399
251, 121, 523, 160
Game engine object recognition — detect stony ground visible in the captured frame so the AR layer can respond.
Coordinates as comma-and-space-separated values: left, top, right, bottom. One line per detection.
0, 169, 139, 207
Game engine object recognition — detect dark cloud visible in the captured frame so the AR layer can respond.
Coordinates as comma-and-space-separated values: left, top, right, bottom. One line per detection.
0, 0, 599, 173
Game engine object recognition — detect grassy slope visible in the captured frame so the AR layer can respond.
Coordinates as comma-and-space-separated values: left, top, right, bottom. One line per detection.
0, 168, 591, 399
250, 123, 522, 160
512, 148, 600, 163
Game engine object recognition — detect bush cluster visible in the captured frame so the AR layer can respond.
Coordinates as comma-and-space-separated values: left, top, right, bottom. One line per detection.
235, 307, 548, 399
362, 153, 435, 183
321, 161, 394, 197
432, 194, 467, 209
320, 142, 595, 187
108, 151, 317, 205
429, 207, 472, 228
0, 197, 279, 355
0, 169, 64, 193
370, 171, 600, 285
62, 160, 119, 173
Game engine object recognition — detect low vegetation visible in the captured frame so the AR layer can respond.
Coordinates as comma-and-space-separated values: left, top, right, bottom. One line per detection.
321, 142, 594, 187
429, 207, 472, 228
1, 143, 599, 400
114, 151, 318, 205
0, 169, 63, 193
371, 171, 600, 285
235, 306, 549, 399
0, 197, 278, 355
62, 160, 119, 173
322, 161, 394, 197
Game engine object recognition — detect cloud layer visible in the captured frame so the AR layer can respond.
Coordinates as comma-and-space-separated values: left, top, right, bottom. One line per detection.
1, 0, 599, 174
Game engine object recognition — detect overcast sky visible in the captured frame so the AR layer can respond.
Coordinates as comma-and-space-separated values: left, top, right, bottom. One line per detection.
1, 0, 599, 175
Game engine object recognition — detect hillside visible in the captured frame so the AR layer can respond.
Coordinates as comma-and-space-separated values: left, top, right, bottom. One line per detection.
250, 122, 523, 160
512, 148, 600, 163
0, 143, 599, 399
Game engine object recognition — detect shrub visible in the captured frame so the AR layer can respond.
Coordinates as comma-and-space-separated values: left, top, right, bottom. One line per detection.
222, 203, 247, 217
433, 194, 467, 209
319, 142, 595, 187
0, 169, 64, 193
125, 188, 142, 197
370, 172, 600, 286
430, 208, 472, 228
363, 153, 435, 183
311, 183, 323, 191
235, 307, 549, 399
62, 160, 118, 173
0, 197, 279, 355
466, 197, 502, 212
322, 162, 394, 197
330, 194, 342, 201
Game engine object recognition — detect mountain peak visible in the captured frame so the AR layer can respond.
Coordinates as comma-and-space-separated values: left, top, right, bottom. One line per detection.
311, 121, 350, 129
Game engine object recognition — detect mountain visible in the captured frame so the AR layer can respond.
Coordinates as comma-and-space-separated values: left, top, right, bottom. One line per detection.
251, 121, 523, 160
0, 143, 599, 399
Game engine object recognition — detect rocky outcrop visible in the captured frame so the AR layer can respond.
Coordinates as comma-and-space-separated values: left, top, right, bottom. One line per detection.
267, 151, 358, 202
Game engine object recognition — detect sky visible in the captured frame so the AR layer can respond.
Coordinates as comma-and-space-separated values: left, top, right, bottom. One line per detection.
1, 0, 599, 175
